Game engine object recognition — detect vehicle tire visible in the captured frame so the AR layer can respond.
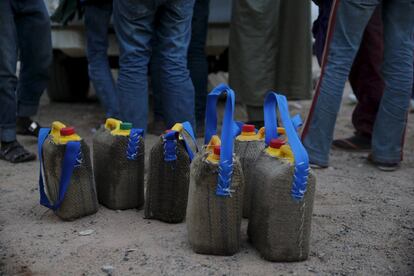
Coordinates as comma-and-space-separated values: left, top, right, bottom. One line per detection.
47, 50, 90, 102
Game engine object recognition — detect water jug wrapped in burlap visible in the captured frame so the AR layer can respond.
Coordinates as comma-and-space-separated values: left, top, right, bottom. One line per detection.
248, 93, 316, 262
234, 125, 265, 218
187, 84, 244, 256
93, 119, 145, 210
144, 122, 198, 223
38, 122, 98, 221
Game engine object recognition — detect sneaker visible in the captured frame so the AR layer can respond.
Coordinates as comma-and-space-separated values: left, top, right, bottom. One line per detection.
367, 154, 400, 172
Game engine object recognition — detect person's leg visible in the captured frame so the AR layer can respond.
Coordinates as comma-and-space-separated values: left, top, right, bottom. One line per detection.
15, 0, 52, 121
84, 3, 119, 118
331, 6, 384, 151
155, 0, 196, 129
188, 0, 209, 131
302, 0, 378, 167
312, 0, 333, 65
113, 0, 155, 130
0, 0, 38, 163
14, 0, 51, 137
370, 0, 414, 166
0, 0, 18, 143
348, 6, 384, 138
149, 36, 167, 134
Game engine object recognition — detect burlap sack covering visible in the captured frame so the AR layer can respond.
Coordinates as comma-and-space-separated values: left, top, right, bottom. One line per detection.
144, 136, 191, 223
234, 140, 265, 218
248, 153, 316, 262
186, 150, 244, 256
42, 137, 98, 221
93, 128, 145, 210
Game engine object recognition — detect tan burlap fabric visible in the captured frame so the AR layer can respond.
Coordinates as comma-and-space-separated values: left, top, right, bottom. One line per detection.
186, 150, 244, 256
248, 153, 316, 261
234, 140, 265, 218
42, 137, 98, 221
144, 136, 191, 223
93, 128, 145, 210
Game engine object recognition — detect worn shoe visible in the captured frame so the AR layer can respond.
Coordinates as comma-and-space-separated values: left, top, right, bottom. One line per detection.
332, 133, 371, 152
0, 140, 36, 163
367, 154, 400, 172
16, 117, 41, 137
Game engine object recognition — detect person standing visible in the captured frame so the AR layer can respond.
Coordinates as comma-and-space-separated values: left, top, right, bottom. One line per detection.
313, 2, 385, 151
83, 0, 119, 119
229, 0, 313, 125
113, 0, 196, 131
0, 0, 52, 163
150, 0, 210, 135
302, 0, 414, 171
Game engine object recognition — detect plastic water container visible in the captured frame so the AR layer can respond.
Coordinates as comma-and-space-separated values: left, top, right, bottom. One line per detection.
248, 93, 316, 262
145, 122, 197, 223
187, 84, 244, 256
93, 118, 145, 210
234, 124, 265, 218
38, 122, 98, 221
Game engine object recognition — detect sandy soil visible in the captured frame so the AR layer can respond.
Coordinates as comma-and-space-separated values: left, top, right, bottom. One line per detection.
1, 85, 413, 276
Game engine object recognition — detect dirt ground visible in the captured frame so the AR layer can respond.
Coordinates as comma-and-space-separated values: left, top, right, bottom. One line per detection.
1, 82, 413, 276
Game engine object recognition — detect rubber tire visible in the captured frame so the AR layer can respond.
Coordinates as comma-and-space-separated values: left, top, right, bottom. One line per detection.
47, 50, 90, 102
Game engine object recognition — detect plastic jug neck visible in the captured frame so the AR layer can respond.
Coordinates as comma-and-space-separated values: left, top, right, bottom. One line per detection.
207, 145, 221, 164
265, 138, 294, 163
111, 122, 132, 136
236, 124, 264, 141
57, 126, 81, 144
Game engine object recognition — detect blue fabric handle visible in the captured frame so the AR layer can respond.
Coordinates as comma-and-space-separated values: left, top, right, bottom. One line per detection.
164, 131, 178, 162
264, 92, 310, 201
163, 121, 198, 162
38, 128, 81, 210
204, 83, 240, 146
181, 121, 198, 161
204, 83, 236, 197
127, 128, 144, 160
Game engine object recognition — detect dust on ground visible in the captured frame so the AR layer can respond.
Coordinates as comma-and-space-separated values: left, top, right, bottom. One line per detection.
1, 85, 413, 276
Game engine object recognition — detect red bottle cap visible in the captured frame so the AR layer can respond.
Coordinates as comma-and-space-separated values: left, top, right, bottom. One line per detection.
269, 138, 285, 149
60, 127, 75, 136
213, 145, 221, 156
242, 124, 255, 133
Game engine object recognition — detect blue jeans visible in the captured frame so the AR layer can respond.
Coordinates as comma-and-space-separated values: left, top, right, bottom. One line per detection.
0, 0, 52, 142
152, 0, 210, 128
113, 0, 195, 130
84, 4, 119, 118
303, 0, 414, 165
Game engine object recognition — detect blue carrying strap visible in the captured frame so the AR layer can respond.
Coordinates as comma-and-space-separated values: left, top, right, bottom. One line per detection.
264, 92, 310, 201
204, 83, 240, 145
38, 128, 81, 210
164, 131, 178, 162
180, 121, 198, 161
163, 121, 198, 162
204, 83, 236, 197
127, 128, 144, 160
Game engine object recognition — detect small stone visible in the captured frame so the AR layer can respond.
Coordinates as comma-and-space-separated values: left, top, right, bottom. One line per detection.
102, 265, 114, 275
126, 248, 138, 253
78, 229, 94, 236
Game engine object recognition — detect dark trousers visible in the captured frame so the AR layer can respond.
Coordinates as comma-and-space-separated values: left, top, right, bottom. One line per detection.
313, 1, 384, 138
0, 0, 52, 142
